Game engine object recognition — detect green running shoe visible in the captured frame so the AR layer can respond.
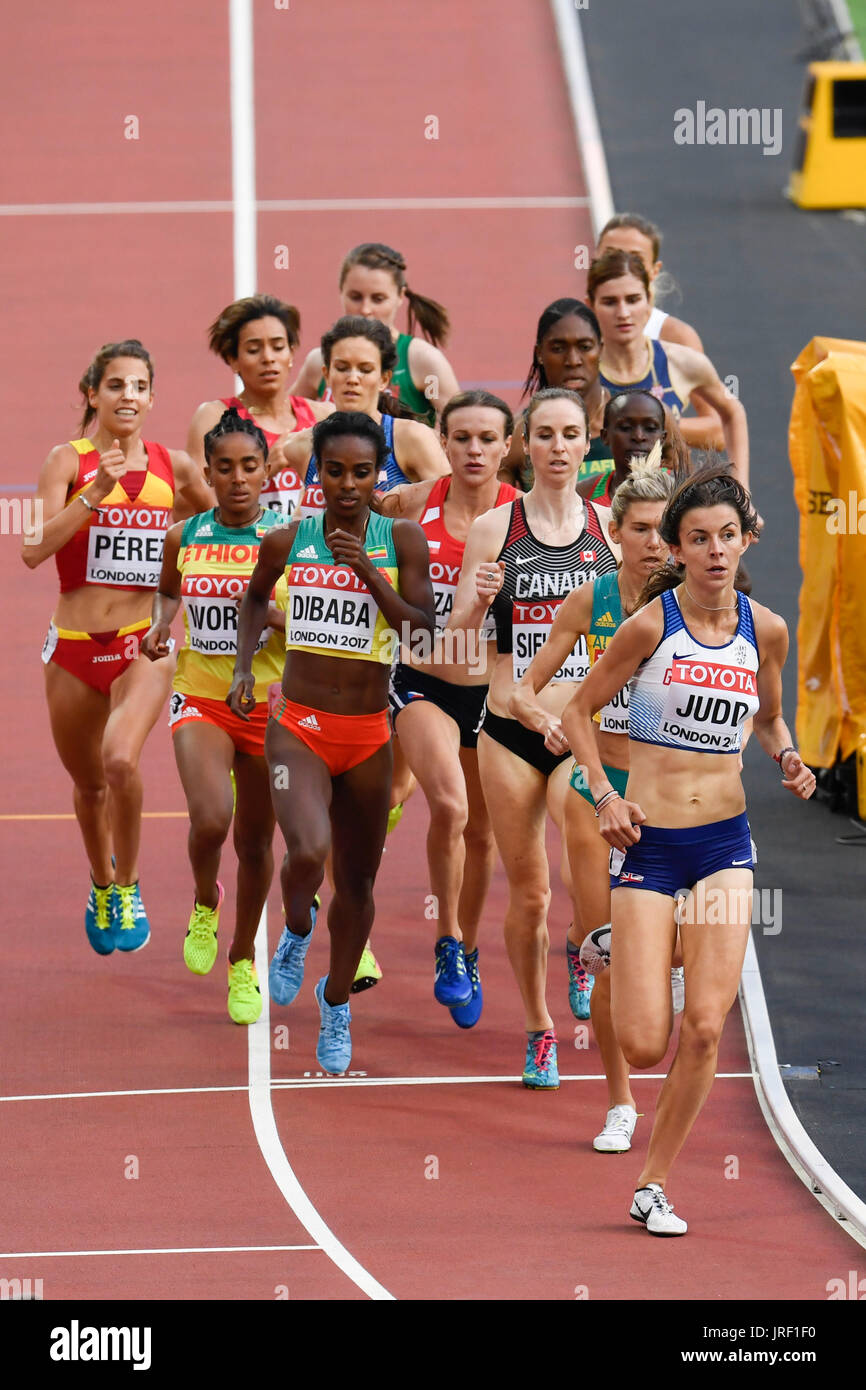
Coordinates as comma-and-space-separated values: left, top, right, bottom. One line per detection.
184, 882, 225, 975
227, 956, 262, 1025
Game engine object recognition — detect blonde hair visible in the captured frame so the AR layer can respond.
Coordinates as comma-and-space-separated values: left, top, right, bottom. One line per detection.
609, 446, 675, 527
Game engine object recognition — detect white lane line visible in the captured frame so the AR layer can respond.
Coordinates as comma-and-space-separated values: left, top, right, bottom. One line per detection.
0, 196, 589, 217
0, 1072, 752, 1104
739, 933, 866, 1248
247, 915, 395, 1300
0, 1244, 319, 1259
229, 0, 257, 299
550, 0, 614, 240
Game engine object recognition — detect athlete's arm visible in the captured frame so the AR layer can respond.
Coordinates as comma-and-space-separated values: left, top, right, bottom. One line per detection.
141, 523, 183, 660
21, 442, 125, 569
407, 339, 460, 416
393, 419, 451, 483
288, 348, 324, 400
170, 449, 215, 521
377, 477, 435, 520
668, 343, 749, 488
185, 401, 225, 471
658, 320, 725, 448
446, 507, 510, 634
561, 603, 663, 848
509, 582, 593, 736
274, 428, 314, 476
751, 607, 815, 799
326, 520, 435, 646
228, 523, 297, 716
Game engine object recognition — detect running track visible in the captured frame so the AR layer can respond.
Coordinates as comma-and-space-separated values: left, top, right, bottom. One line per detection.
0, 0, 858, 1302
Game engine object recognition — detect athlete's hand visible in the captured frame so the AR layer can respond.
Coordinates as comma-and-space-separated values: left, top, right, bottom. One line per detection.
140, 623, 173, 661
324, 527, 373, 577
538, 714, 569, 755
475, 560, 505, 607
226, 671, 256, 720
598, 796, 646, 850
88, 439, 128, 502
780, 750, 816, 799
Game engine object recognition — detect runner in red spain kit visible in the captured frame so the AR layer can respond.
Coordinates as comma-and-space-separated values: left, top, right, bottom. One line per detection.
381, 391, 520, 1025
186, 294, 334, 518
562, 467, 815, 1235
23, 340, 212, 955
228, 412, 434, 1074
447, 388, 618, 1088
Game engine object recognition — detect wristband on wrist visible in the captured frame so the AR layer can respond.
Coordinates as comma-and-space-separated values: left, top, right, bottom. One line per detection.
773, 746, 797, 772
594, 789, 620, 817
77, 493, 100, 513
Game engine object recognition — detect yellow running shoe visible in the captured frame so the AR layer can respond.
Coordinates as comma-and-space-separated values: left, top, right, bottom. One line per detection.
386, 802, 404, 835
227, 956, 262, 1025
230, 768, 237, 815
351, 941, 383, 994
183, 882, 224, 975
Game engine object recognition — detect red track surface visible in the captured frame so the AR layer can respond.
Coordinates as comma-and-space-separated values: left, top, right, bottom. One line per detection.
0, 1, 857, 1301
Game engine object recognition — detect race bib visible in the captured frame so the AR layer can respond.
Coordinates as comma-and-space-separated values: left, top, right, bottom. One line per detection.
598, 684, 630, 735
288, 563, 387, 655
660, 656, 757, 752
260, 467, 304, 519
41, 622, 58, 665
86, 506, 169, 588
181, 592, 270, 657
511, 599, 588, 683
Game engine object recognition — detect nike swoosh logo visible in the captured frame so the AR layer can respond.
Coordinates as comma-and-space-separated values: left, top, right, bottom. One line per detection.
672, 652, 695, 661
514, 554, 538, 565
731, 857, 753, 866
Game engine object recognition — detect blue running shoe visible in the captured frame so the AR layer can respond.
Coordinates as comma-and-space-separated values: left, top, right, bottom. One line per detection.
522, 1029, 559, 1089
85, 880, 115, 955
269, 898, 318, 1006
567, 942, 594, 1020
434, 936, 472, 1008
314, 976, 352, 1075
112, 882, 151, 952
449, 947, 483, 1029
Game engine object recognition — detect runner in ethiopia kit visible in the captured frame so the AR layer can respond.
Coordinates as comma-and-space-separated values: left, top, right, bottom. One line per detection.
141, 408, 291, 1024
289, 241, 461, 427
562, 467, 815, 1235
511, 460, 675, 1153
186, 294, 334, 518
380, 391, 520, 1026
447, 388, 619, 1088
228, 412, 434, 1074
23, 340, 213, 954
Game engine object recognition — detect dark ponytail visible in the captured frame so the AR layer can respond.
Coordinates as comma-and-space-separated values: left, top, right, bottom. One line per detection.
338, 242, 450, 346
638, 462, 758, 607
78, 340, 153, 435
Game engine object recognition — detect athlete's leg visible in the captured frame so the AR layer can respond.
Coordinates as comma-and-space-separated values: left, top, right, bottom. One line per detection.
456, 746, 496, 954
44, 664, 113, 883
610, 888, 679, 1069
172, 722, 234, 910
325, 740, 393, 1003
477, 731, 551, 1031
229, 749, 276, 963
388, 730, 416, 811
266, 719, 331, 937
637, 869, 752, 1189
393, 700, 467, 940
102, 651, 175, 884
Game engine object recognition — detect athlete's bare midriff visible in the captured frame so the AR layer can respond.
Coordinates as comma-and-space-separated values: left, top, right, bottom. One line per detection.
281, 648, 390, 716
625, 740, 747, 828
54, 586, 156, 633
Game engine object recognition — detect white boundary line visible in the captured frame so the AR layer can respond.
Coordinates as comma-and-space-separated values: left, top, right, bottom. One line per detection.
229, 0, 257, 299
0, 1244, 320, 1260
554, 0, 866, 1250
0, 196, 589, 217
739, 934, 866, 1249
549, 0, 614, 240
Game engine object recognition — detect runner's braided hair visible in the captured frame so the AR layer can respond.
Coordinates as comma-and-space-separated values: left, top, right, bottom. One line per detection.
638, 463, 758, 606
339, 243, 450, 346
203, 406, 269, 463
78, 340, 153, 435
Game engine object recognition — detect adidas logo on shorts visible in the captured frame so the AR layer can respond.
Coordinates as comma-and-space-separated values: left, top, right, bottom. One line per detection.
296, 545, 318, 559
297, 713, 321, 730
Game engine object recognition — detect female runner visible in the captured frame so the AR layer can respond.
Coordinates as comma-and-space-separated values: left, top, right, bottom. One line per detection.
24, 340, 212, 952
510, 461, 675, 1150
228, 412, 434, 1073
279, 316, 450, 514
447, 388, 619, 1086
577, 389, 669, 509
499, 299, 612, 492
290, 242, 460, 425
381, 390, 520, 1025
587, 249, 749, 488
186, 294, 333, 517
596, 213, 724, 450
142, 408, 288, 1024
561, 467, 815, 1233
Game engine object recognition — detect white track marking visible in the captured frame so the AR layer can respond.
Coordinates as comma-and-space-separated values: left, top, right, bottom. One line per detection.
229, 0, 257, 299
0, 1072, 752, 1104
0, 196, 589, 217
739, 934, 866, 1248
0, 1244, 319, 1259
550, 0, 614, 239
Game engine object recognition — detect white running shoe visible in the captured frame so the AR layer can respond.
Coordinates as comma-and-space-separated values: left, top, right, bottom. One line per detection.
671, 966, 685, 1016
593, 1104, 638, 1153
579, 925, 611, 975
630, 1183, 688, 1236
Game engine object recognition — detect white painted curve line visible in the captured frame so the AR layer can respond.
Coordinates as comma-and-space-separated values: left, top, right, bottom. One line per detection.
247, 912, 395, 1300
739, 932, 866, 1249
0, 196, 589, 217
0, 1244, 320, 1260
229, 0, 257, 299
550, 0, 614, 240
